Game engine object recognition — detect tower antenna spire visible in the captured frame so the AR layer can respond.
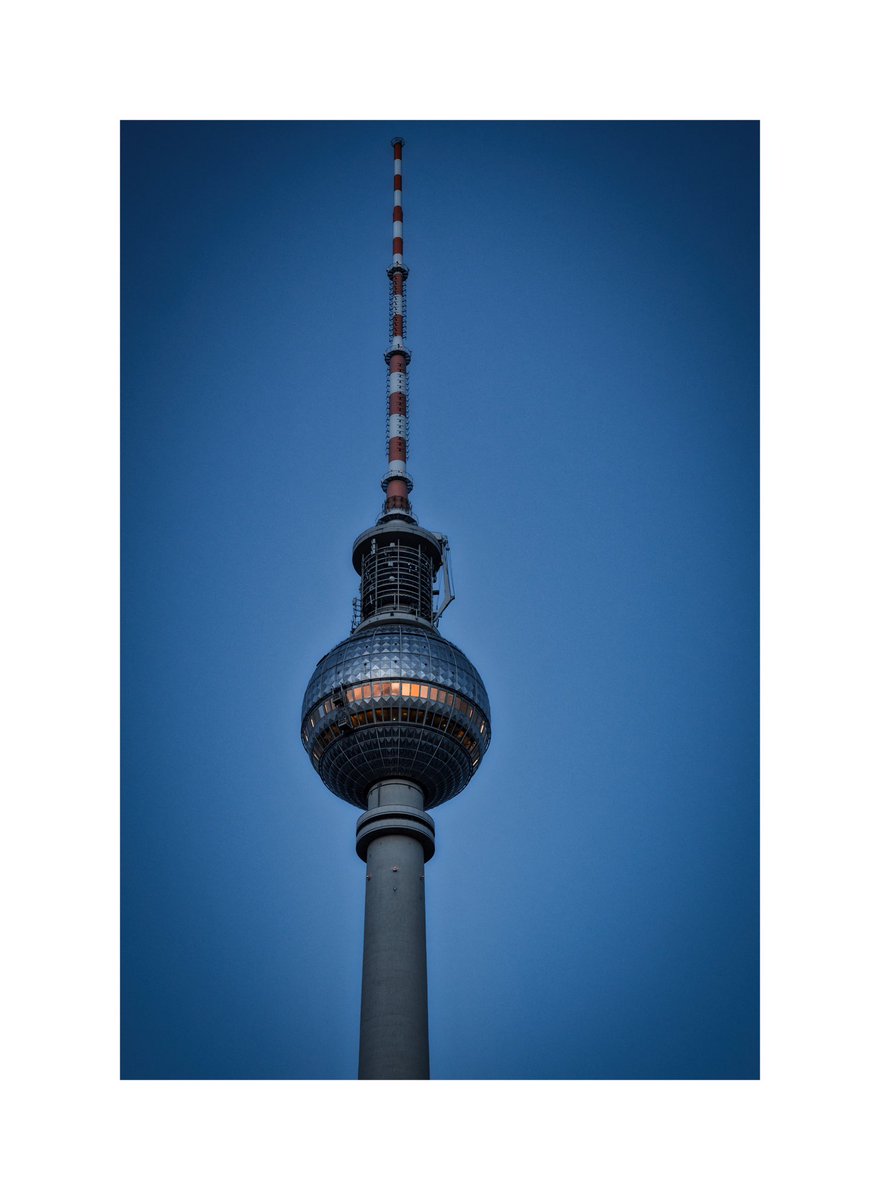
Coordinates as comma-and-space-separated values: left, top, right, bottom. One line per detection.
381, 137, 414, 521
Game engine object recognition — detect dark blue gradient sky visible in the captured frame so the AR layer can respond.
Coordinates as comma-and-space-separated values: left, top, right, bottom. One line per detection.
121, 120, 758, 1080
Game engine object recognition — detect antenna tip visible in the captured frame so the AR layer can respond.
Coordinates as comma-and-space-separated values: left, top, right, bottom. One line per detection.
391, 136, 405, 147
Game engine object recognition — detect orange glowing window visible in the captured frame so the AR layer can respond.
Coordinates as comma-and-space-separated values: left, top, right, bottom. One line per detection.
401, 682, 412, 697
352, 686, 363, 701
429, 687, 439, 701
419, 685, 430, 699
389, 681, 401, 696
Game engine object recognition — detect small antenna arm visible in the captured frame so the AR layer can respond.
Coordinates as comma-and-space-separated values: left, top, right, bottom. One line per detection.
434, 534, 455, 623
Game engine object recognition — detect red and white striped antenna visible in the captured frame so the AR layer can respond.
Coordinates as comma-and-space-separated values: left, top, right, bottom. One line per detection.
381, 137, 414, 521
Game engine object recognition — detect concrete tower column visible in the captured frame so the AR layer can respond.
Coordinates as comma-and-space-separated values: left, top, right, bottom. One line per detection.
356, 779, 435, 1079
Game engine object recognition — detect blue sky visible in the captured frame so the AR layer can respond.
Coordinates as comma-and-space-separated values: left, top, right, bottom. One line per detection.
121, 120, 758, 1079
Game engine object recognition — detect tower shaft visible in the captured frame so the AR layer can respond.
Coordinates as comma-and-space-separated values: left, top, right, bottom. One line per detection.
357, 779, 432, 1079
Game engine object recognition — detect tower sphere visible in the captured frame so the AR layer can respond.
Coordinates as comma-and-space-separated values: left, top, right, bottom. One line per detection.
301, 620, 491, 809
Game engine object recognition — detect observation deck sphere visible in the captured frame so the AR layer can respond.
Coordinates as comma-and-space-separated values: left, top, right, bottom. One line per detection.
301, 621, 491, 809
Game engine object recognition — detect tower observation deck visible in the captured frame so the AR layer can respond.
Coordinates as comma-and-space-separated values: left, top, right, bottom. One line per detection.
300, 139, 491, 1079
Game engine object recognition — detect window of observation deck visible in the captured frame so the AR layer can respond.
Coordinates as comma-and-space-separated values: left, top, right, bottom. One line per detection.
303, 676, 487, 768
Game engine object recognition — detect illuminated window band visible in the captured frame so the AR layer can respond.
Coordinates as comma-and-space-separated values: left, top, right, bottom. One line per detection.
302, 678, 488, 769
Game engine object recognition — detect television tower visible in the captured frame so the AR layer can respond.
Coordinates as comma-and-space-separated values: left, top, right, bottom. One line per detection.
300, 139, 491, 1079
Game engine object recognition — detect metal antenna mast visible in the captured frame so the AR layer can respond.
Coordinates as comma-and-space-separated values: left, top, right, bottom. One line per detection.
382, 137, 413, 521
